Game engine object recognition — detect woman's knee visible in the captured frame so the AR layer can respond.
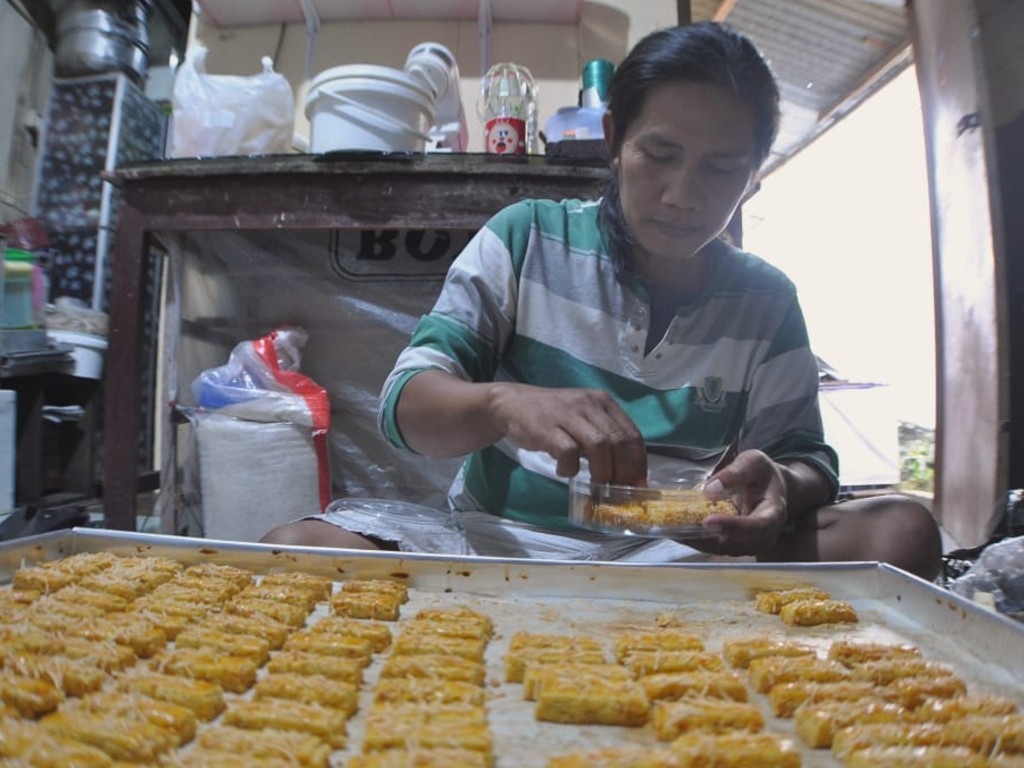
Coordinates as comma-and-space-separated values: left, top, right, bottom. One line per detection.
790, 494, 942, 579
260, 521, 311, 545
869, 495, 941, 547
895, 497, 941, 540
259, 519, 381, 550
853, 494, 942, 577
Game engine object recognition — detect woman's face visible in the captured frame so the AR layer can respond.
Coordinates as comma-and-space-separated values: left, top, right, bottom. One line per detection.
606, 80, 760, 278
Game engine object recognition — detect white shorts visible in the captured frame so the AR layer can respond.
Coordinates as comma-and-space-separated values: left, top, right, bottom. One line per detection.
308, 498, 707, 563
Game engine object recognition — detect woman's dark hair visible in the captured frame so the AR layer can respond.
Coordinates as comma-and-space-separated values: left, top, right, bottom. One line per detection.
599, 22, 781, 270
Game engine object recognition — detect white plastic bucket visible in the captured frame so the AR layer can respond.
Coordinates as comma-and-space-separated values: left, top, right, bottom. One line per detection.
305, 64, 436, 153
49, 330, 108, 379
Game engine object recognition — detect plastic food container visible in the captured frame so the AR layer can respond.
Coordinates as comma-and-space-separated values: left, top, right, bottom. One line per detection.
568, 477, 738, 538
47, 330, 108, 379
544, 105, 606, 142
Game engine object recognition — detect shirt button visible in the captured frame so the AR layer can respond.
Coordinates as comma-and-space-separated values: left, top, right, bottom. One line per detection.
632, 345, 640, 353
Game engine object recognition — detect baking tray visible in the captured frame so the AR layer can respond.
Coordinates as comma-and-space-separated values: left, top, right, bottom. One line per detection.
2, 528, 1023, 767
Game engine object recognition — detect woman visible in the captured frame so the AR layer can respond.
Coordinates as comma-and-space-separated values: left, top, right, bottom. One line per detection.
263, 22, 942, 579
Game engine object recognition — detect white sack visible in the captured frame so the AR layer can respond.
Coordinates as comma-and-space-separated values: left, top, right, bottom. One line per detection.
196, 413, 320, 542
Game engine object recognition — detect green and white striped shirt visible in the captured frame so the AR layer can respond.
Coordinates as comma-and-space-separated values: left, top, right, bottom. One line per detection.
379, 198, 839, 528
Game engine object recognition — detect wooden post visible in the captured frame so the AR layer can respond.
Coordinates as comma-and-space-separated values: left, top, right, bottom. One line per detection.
677, 1, 691, 25
103, 202, 147, 530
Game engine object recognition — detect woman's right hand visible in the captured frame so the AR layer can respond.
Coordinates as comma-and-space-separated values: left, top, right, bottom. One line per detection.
488, 382, 647, 485
396, 372, 646, 485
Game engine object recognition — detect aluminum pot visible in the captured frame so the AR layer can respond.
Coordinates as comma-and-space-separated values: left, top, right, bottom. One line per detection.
55, 1, 149, 83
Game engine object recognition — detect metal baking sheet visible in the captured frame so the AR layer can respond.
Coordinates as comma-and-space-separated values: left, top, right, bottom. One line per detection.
2, 528, 1023, 767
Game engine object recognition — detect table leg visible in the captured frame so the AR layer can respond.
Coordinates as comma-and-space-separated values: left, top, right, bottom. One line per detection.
103, 203, 146, 530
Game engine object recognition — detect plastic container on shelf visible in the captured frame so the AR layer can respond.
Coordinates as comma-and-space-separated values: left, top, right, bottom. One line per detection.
543, 59, 614, 149
544, 105, 606, 142
47, 329, 108, 379
2, 248, 37, 329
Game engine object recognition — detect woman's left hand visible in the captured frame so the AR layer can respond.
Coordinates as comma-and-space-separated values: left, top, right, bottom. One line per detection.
672, 449, 789, 556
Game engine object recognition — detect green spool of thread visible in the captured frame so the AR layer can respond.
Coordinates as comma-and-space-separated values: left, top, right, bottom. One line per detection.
581, 59, 614, 107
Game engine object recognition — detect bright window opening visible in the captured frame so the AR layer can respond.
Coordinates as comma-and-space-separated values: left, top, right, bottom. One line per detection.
743, 66, 936, 494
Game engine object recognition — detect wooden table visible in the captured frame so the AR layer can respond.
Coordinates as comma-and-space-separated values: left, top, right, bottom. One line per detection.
104, 153, 607, 530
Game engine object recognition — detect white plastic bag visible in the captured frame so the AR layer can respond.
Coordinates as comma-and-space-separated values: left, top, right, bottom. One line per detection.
192, 326, 325, 428
171, 44, 295, 158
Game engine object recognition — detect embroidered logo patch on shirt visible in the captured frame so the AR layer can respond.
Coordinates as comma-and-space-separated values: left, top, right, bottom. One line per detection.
694, 376, 726, 412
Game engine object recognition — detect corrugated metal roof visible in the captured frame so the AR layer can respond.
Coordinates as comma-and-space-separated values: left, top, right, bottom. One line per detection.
692, 0, 911, 174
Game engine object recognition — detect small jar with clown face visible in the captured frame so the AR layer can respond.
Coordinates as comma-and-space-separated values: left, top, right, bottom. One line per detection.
486, 117, 525, 154
479, 62, 536, 155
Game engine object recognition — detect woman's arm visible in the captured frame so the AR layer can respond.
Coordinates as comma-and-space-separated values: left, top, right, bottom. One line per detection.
395, 370, 649, 485
778, 458, 834, 521
394, 370, 504, 457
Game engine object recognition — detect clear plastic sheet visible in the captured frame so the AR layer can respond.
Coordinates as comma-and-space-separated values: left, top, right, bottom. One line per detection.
322, 497, 471, 555
155, 227, 466, 537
